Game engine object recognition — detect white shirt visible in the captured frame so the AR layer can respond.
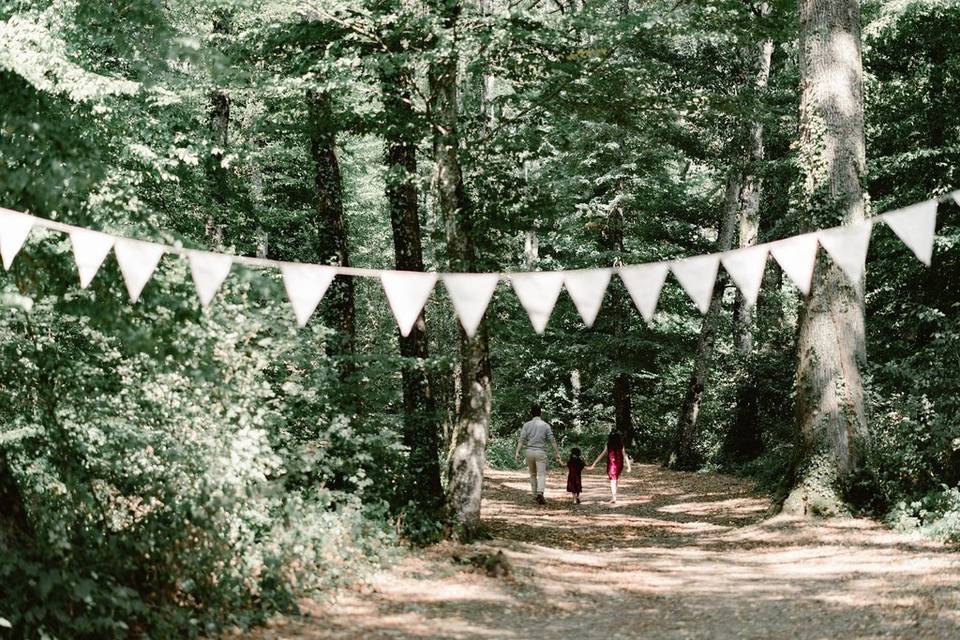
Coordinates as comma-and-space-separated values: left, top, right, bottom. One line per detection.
520, 417, 557, 452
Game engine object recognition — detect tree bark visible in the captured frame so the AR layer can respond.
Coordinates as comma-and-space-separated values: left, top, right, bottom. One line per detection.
779, 0, 869, 516
667, 170, 741, 470
205, 10, 231, 249
732, 35, 774, 356
0, 449, 31, 542
602, 184, 635, 448
430, 0, 493, 540
601, 0, 636, 449
381, 63, 445, 520
725, 33, 774, 464
306, 89, 356, 374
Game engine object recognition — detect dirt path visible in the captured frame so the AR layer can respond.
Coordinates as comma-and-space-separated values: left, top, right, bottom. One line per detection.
252, 465, 960, 639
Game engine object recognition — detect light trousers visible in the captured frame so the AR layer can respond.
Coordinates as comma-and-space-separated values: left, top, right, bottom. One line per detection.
526, 449, 547, 496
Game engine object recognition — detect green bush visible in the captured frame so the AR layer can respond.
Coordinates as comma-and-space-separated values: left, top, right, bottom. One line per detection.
888, 487, 960, 544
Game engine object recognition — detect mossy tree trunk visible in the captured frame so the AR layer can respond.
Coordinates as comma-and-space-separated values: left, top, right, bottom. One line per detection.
306, 88, 356, 377
430, 0, 493, 540
381, 62, 445, 522
780, 0, 869, 516
726, 32, 775, 463
667, 170, 740, 470
205, 8, 232, 249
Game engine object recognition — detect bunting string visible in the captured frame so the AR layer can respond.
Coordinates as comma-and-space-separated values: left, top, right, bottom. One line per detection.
0, 192, 954, 334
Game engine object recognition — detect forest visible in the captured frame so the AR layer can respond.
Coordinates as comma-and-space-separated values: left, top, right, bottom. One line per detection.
1, 0, 959, 638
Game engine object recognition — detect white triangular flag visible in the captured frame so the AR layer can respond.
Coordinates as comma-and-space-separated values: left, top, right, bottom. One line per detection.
69, 228, 115, 288
670, 254, 720, 314
380, 270, 437, 337
442, 273, 499, 338
881, 200, 937, 266
769, 233, 819, 296
619, 263, 668, 323
563, 269, 611, 328
188, 250, 233, 307
281, 264, 337, 327
0, 209, 34, 270
720, 245, 768, 308
817, 220, 873, 283
114, 238, 165, 303
510, 271, 565, 334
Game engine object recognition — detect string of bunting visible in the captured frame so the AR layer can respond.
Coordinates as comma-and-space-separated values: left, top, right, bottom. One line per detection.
0, 192, 952, 335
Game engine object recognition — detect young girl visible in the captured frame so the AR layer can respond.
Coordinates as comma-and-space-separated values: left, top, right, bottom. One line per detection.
588, 431, 632, 503
566, 447, 585, 504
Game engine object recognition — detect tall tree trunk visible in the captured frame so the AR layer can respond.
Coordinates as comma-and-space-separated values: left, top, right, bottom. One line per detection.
732, 35, 774, 356
603, 186, 635, 448
0, 450, 31, 542
306, 89, 356, 374
667, 171, 741, 469
726, 33, 775, 463
780, 0, 869, 515
431, 0, 493, 540
602, 0, 635, 450
205, 9, 231, 249
381, 64, 445, 520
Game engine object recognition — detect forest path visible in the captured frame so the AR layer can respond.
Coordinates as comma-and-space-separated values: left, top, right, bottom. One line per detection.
252, 465, 960, 639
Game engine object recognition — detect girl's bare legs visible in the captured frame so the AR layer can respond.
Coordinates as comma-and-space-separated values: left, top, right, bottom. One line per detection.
610, 479, 618, 503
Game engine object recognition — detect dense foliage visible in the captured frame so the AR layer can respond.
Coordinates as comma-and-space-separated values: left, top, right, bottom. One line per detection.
1, 0, 958, 637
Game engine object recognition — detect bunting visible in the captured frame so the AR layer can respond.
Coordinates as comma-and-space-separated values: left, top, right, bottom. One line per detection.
563, 269, 611, 328
721, 245, 768, 308
618, 263, 668, 324
0, 194, 947, 334
769, 233, 819, 296
671, 254, 720, 314
881, 200, 937, 266
281, 264, 336, 327
0, 209, 33, 270
381, 271, 437, 337
69, 228, 115, 288
442, 273, 499, 338
114, 238, 165, 303
188, 251, 233, 307
510, 272, 565, 334
818, 220, 873, 283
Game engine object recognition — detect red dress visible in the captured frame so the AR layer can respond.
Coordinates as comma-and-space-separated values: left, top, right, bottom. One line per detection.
607, 447, 624, 480
566, 458, 585, 493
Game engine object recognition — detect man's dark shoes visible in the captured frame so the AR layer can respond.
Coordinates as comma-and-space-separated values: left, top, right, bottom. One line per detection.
536, 493, 546, 505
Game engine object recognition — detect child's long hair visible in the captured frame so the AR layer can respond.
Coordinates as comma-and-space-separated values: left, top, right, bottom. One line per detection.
569, 447, 582, 463
607, 431, 624, 453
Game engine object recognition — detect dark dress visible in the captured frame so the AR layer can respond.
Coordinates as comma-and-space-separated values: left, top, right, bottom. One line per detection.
607, 447, 624, 480
566, 458, 585, 494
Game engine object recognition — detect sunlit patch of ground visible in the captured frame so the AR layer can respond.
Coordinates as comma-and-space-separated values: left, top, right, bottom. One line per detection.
245, 464, 960, 640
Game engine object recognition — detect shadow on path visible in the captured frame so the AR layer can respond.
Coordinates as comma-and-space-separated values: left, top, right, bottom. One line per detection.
249, 464, 960, 639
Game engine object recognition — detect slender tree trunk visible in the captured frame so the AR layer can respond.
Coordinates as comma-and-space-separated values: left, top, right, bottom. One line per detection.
205, 10, 231, 248
732, 35, 774, 355
667, 170, 741, 469
241, 100, 269, 258
381, 64, 445, 520
0, 450, 30, 542
606, 0, 635, 449
306, 89, 356, 373
603, 184, 635, 448
725, 33, 774, 463
779, 0, 869, 516
431, 0, 493, 539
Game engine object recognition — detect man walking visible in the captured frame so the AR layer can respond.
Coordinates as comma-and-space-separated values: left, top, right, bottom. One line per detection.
515, 403, 562, 504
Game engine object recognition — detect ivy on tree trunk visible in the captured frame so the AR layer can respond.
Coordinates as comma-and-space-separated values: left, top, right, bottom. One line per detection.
779, 0, 869, 516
